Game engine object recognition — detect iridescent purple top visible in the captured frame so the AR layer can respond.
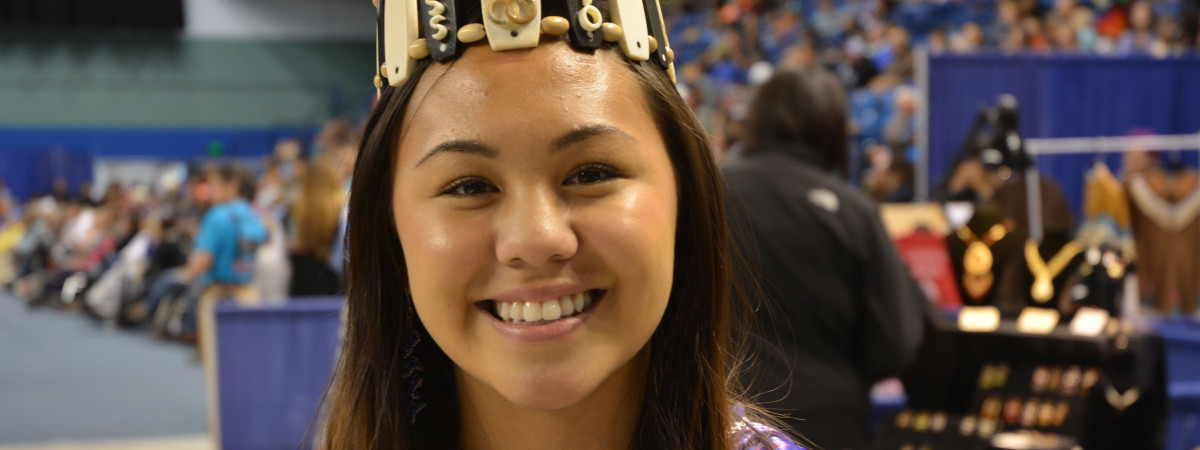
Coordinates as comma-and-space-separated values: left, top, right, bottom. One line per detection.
730, 404, 806, 450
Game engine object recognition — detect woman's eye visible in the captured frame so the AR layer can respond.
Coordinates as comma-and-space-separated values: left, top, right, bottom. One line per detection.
442, 178, 497, 197
566, 165, 619, 185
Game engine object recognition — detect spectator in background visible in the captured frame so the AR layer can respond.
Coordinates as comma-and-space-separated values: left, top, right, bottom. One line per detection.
1072, 7, 1099, 52
1048, 18, 1081, 52
778, 40, 819, 71
101, 183, 121, 209
1155, 15, 1184, 55
833, 38, 879, 89
256, 155, 286, 217
77, 181, 98, 207
927, 27, 949, 55
1117, 0, 1158, 55
951, 21, 984, 53
169, 164, 270, 432
50, 177, 70, 203
723, 68, 925, 449
287, 163, 343, 296
884, 86, 916, 158
1017, 0, 1048, 19
1024, 15, 1051, 51
10, 199, 60, 299
0, 179, 15, 228
811, 0, 842, 44
1000, 22, 1029, 53
68, 206, 116, 276
313, 118, 355, 158
1047, 0, 1077, 25
0, 178, 12, 204
57, 198, 94, 257
987, 0, 1022, 46
759, 11, 802, 63
328, 137, 360, 190
176, 164, 267, 305
868, 151, 917, 203
0, 205, 25, 286
0, 198, 11, 230
881, 25, 914, 81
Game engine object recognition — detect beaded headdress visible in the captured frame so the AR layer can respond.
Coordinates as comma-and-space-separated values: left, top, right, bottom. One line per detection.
371, 0, 676, 91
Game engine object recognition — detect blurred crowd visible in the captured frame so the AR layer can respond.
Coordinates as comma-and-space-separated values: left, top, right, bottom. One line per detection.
2, 0, 1198, 340
666, 0, 1198, 199
0, 119, 359, 342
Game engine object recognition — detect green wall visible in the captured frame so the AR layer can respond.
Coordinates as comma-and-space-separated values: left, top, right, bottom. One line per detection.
0, 34, 375, 128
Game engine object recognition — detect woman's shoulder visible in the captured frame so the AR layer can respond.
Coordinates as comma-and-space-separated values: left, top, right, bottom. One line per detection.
729, 404, 807, 450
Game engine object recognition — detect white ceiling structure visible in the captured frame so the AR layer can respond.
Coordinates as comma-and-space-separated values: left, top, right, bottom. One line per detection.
185, 0, 375, 39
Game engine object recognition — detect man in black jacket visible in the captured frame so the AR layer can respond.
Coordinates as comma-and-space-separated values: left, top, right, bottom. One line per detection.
725, 68, 925, 449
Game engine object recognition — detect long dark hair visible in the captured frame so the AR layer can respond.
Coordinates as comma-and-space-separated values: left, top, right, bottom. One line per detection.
319, 7, 737, 449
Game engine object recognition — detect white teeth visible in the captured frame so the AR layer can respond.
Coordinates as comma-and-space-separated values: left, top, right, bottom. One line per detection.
492, 291, 597, 324
523, 301, 543, 322
542, 300, 561, 321
498, 301, 511, 321
573, 293, 586, 313
509, 301, 523, 322
560, 295, 575, 315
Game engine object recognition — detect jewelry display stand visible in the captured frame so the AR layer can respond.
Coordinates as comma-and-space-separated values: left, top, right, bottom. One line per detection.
877, 135, 1180, 449
879, 320, 1166, 450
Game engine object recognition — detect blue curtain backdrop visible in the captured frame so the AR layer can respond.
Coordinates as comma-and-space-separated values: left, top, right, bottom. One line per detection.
928, 55, 1200, 219
0, 127, 313, 201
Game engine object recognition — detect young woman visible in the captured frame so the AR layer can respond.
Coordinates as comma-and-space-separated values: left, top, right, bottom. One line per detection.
319, 0, 803, 447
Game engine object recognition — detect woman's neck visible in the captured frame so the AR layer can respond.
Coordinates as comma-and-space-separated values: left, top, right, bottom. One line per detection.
457, 353, 646, 450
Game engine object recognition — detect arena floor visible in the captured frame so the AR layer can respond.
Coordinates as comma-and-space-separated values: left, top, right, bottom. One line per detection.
0, 293, 208, 448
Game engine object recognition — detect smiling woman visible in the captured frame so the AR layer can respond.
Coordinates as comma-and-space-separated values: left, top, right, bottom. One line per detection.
317, 0, 802, 448
395, 46, 679, 424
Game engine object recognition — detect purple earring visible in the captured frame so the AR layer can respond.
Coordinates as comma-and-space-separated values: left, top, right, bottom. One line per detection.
403, 316, 426, 424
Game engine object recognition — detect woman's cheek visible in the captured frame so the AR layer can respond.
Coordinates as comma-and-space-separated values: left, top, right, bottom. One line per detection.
586, 183, 677, 283
401, 207, 491, 308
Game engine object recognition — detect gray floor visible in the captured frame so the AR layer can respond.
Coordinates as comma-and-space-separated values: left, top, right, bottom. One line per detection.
0, 292, 206, 444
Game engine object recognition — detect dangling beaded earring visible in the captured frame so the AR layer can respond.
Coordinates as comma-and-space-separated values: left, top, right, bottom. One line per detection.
403, 311, 427, 424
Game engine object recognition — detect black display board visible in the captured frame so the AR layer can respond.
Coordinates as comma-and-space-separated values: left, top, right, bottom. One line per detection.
880, 319, 1167, 450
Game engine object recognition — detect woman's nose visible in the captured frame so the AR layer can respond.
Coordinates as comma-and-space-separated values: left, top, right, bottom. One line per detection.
494, 189, 578, 268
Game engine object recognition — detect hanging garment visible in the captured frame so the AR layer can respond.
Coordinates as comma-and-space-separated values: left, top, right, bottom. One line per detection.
1126, 170, 1200, 314
1079, 163, 1135, 257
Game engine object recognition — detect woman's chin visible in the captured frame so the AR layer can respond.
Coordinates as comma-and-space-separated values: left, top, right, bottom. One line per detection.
492, 376, 597, 412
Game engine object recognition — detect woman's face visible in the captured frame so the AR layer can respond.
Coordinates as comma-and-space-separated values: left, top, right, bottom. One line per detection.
392, 42, 678, 411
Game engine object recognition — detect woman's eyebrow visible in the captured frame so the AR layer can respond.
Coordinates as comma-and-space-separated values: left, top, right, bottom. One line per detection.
416, 140, 498, 167
416, 125, 637, 167
550, 125, 639, 153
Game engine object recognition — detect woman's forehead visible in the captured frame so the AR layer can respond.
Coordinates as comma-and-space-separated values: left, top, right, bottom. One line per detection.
398, 41, 651, 160
411, 40, 628, 108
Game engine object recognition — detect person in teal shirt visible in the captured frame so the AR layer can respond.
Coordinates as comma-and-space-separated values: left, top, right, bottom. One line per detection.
178, 164, 266, 288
